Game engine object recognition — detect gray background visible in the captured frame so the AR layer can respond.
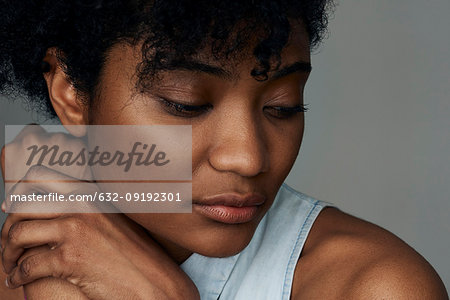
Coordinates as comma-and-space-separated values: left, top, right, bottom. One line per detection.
1, 0, 449, 291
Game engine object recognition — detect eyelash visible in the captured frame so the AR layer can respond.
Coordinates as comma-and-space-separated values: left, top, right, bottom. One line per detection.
159, 97, 212, 118
158, 97, 308, 119
263, 104, 309, 119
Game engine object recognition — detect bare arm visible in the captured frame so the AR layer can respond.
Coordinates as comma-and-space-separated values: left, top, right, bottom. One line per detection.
346, 251, 449, 300
291, 208, 448, 299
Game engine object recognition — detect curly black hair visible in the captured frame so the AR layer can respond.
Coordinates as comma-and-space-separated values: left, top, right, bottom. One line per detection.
0, 0, 334, 116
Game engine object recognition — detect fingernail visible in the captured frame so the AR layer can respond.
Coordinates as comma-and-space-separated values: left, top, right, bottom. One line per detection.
5, 278, 9, 288
1, 201, 5, 212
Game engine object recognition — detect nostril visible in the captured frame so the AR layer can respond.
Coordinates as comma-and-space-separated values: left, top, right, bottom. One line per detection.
208, 143, 269, 177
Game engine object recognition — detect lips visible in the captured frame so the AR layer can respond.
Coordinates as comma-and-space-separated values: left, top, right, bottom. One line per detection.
194, 193, 266, 207
193, 193, 266, 224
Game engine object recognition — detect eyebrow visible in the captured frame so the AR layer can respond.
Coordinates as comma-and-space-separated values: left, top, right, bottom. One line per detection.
271, 61, 312, 80
166, 59, 312, 81
167, 60, 233, 80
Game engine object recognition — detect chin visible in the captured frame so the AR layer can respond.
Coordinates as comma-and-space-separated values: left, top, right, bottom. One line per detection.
184, 222, 259, 258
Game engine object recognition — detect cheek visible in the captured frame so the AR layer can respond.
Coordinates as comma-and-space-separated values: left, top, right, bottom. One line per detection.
87, 93, 128, 125
191, 124, 209, 167
190, 115, 305, 175
88, 94, 144, 125
268, 118, 305, 174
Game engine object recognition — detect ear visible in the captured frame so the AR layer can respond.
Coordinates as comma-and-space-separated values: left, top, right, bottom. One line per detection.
42, 48, 88, 137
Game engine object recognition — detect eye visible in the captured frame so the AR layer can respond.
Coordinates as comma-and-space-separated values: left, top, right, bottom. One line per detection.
263, 104, 309, 119
158, 97, 212, 118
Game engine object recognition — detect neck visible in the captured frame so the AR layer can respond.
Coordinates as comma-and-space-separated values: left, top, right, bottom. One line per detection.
149, 232, 193, 265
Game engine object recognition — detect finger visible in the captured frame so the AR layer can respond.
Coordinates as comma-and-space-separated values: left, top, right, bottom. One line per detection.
7, 164, 97, 194
14, 124, 45, 141
2, 143, 22, 197
3, 126, 92, 190
4, 165, 101, 214
1, 124, 45, 181
2, 219, 63, 273
6, 250, 60, 289
22, 131, 92, 181
17, 245, 53, 266
1, 176, 72, 239
2, 164, 105, 256
1, 212, 67, 252
0, 123, 47, 183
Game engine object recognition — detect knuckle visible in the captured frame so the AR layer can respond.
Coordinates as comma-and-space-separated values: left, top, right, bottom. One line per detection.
20, 257, 33, 279
52, 132, 69, 145
57, 245, 77, 267
7, 222, 23, 243
21, 133, 40, 147
25, 164, 46, 179
8, 274, 18, 287
64, 217, 86, 235
56, 246, 69, 265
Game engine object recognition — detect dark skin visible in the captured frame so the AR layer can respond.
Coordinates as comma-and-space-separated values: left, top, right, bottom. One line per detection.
0, 20, 448, 299
90, 41, 308, 263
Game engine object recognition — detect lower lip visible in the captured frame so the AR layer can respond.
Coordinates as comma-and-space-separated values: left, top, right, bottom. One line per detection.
193, 204, 260, 224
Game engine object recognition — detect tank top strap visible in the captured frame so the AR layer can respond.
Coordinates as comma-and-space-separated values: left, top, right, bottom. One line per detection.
181, 183, 335, 300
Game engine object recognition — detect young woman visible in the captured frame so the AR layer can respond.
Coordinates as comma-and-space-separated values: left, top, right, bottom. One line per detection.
0, 1, 447, 299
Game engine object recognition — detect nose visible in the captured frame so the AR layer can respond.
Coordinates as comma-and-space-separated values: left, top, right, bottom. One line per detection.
208, 104, 269, 177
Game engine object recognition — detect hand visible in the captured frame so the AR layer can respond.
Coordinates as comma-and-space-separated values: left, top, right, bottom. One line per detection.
1, 124, 92, 179
1, 125, 199, 299
1, 165, 199, 299
1, 124, 94, 299
1, 124, 92, 211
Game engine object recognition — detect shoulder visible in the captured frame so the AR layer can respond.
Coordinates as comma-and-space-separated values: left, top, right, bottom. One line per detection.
291, 207, 448, 299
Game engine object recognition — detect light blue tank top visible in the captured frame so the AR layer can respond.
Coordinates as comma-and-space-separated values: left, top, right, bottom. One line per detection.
180, 183, 334, 300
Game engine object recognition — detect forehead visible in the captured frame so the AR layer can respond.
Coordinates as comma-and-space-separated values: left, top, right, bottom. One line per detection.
104, 18, 310, 85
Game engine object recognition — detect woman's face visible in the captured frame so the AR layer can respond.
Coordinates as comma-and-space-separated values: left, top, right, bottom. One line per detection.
87, 23, 311, 263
